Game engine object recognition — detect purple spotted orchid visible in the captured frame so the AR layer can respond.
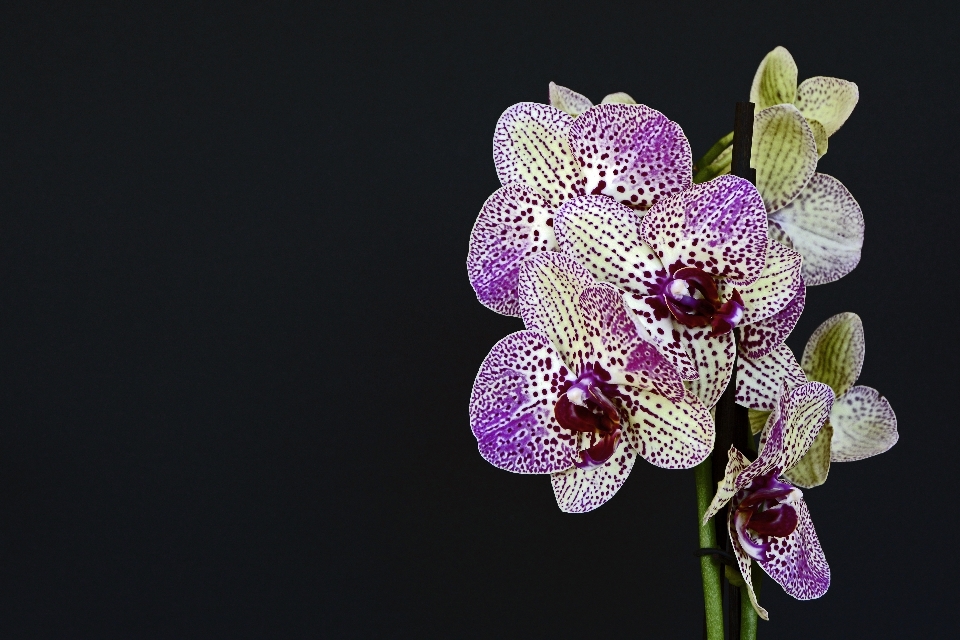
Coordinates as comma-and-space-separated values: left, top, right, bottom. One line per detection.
703, 381, 835, 620
467, 100, 691, 316
469, 251, 713, 513
555, 176, 804, 408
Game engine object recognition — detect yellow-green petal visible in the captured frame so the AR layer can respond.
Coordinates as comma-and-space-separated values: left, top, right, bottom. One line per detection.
795, 77, 859, 137
752, 104, 819, 213
548, 82, 593, 117
808, 119, 829, 157
600, 91, 637, 105
748, 409, 771, 435
784, 423, 833, 488
801, 312, 864, 397
749, 46, 798, 111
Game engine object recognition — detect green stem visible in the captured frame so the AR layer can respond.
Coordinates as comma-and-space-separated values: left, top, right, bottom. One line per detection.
740, 570, 763, 640
693, 131, 733, 173
695, 458, 724, 640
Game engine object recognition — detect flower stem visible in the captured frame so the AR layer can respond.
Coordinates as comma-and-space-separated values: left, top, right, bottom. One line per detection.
693, 131, 734, 173
740, 570, 762, 640
695, 458, 724, 640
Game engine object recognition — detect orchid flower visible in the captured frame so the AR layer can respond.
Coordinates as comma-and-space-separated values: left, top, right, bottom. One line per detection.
467, 100, 691, 315
469, 251, 713, 513
780, 313, 899, 488
694, 47, 865, 286
548, 81, 637, 117
554, 176, 803, 409
703, 381, 835, 620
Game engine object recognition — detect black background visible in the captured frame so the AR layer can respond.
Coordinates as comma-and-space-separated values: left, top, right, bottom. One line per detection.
2, 1, 958, 637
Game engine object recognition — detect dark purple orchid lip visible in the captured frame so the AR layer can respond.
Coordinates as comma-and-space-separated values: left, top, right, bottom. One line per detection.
651, 264, 745, 336
554, 365, 624, 468
732, 471, 802, 562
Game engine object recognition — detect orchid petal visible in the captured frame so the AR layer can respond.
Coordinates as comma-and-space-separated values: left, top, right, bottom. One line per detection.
736, 343, 806, 411
768, 173, 864, 285
738, 278, 805, 360
578, 283, 685, 400
619, 385, 714, 469
783, 423, 833, 489
641, 175, 768, 285
600, 92, 637, 105
829, 386, 898, 462
727, 238, 803, 325
550, 423, 639, 513
801, 312, 864, 397
702, 445, 751, 523
683, 329, 735, 409
549, 82, 593, 117
568, 103, 692, 211
470, 330, 578, 473
728, 508, 769, 620
808, 119, 829, 157
757, 499, 830, 601
795, 76, 859, 136
753, 104, 818, 214
468, 184, 557, 316
750, 46, 798, 111
554, 195, 698, 379
494, 102, 582, 206
753, 381, 834, 478
749, 409, 771, 435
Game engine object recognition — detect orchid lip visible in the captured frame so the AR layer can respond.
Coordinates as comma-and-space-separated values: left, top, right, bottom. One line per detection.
732, 471, 802, 562
657, 266, 744, 336
554, 366, 625, 467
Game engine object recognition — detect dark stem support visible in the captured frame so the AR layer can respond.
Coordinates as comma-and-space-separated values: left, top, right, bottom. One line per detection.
709, 101, 757, 640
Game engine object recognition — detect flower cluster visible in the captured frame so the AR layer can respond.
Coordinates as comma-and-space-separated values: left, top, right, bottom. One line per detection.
466, 47, 897, 619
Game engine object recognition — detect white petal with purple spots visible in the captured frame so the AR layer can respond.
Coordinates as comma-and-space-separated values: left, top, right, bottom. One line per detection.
568, 103, 692, 211
703, 445, 750, 523
682, 329, 735, 409
619, 385, 714, 469
753, 382, 834, 479
768, 173, 864, 286
727, 238, 802, 325
550, 423, 639, 513
829, 386, 898, 462
736, 343, 806, 411
470, 331, 578, 473
738, 278, 805, 360
468, 183, 556, 316
640, 175, 768, 285
494, 102, 582, 206
795, 76, 859, 136
729, 508, 769, 620
757, 499, 830, 601
549, 82, 593, 117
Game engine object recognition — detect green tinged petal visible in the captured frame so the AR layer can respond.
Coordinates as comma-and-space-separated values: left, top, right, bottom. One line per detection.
808, 119, 829, 157
600, 92, 637, 105
795, 77, 859, 136
801, 312, 864, 397
748, 409, 771, 435
750, 46, 798, 111
548, 82, 593, 117
752, 104, 819, 213
783, 423, 833, 488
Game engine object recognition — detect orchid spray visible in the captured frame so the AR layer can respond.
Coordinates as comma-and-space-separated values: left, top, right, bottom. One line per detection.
466, 46, 896, 639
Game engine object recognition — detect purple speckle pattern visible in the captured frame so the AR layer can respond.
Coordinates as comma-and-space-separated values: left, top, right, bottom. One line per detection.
736, 344, 807, 411
469, 330, 578, 473
768, 173, 864, 286
553, 195, 698, 380
640, 175, 767, 285
757, 499, 830, 601
795, 76, 859, 136
682, 329, 735, 409
551, 425, 639, 513
568, 104, 692, 211
750, 382, 834, 480
548, 82, 593, 117
729, 239, 803, 325
468, 183, 557, 316
738, 276, 806, 360
829, 385, 898, 462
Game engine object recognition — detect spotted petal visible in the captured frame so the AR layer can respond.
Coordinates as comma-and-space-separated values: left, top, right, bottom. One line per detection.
640, 175, 768, 285
683, 329, 735, 409
568, 103, 692, 211
757, 499, 830, 601
619, 385, 714, 469
783, 423, 833, 489
830, 386, 898, 462
751, 382, 834, 481
551, 425, 639, 513
554, 195, 697, 379
750, 46, 798, 111
738, 279, 805, 360
736, 344, 806, 411
729, 509, 769, 620
468, 184, 557, 316
753, 104, 818, 214
801, 312, 864, 397
600, 92, 637, 105
768, 173, 864, 285
549, 82, 593, 117
795, 77, 859, 136
494, 102, 583, 206
726, 238, 803, 325
702, 445, 751, 523
470, 331, 578, 473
